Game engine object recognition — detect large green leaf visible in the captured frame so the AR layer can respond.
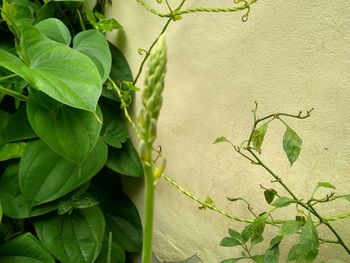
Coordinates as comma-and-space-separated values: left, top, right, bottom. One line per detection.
0, 233, 55, 263
27, 90, 102, 163
100, 98, 128, 148
19, 139, 107, 206
278, 220, 303, 236
3, 104, 37, 143
90, 169, 143, 252
0, 24, 102, 111
283, 127, 302, 166
34, 206, 105, 263
0, 162, 74, 218
73, 29, 111, 82
106, 139, 143, 177
288, 214, 319, 262
95, 233, 126, 263
35, 18, 71, 45
103, 42, 133, 101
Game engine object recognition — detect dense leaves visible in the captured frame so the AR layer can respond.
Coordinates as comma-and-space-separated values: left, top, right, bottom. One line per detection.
0, 1, 142, 262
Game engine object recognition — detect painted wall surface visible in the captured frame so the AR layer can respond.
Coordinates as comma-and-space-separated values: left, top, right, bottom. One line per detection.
106, 1, 350, 262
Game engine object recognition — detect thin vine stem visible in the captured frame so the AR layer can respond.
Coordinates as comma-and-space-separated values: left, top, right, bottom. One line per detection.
241, 108, 350, 255
0, 85, 28, 101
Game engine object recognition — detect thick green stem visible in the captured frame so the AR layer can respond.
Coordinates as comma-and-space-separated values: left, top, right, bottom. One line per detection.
142, 165, 155, 263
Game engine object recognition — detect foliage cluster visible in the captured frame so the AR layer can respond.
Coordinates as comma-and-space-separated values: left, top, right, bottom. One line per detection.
0, 0, 144, 262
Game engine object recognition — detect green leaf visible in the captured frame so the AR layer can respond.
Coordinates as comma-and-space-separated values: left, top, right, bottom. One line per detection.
35, 18, 71, 45
240, 224, 252, 244
229, 228, 242, 241
252, 123, 268, 150
0, 142, 26, 161
316, 182, 336, 190
73, 29, 111, 82
0, 233, 55, 263
0, 163, 60, 218
213, 136, 231, 144
263, 236, 282, 263
0, 24, 102, 111
3, 104, 37, 143
103, 42, 133, 101
288, 214, 319, 262
0, 204, 2, 224
252, 255, 264, 263
19, 139, 107, 206
220, 237, 241, 247
283, 127, 302, 166
339, 194, 350, 202
250, 213, 269, 245
272, 196, 296, 208
264, 188, 277, 204
27, 90, 102, 163
34, 206, 105, 263
100, 98, 128, 148
95, 233, 126, 263
90, 169, 143, 252
106, 139, 143, 177
278, 220, 304, 236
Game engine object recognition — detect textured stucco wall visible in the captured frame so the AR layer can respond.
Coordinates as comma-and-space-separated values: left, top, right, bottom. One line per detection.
106, 1, 350, 262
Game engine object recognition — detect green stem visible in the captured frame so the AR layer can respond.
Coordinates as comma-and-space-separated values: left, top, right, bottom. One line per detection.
0, 73, 16, 81
142, 164, 155, 263
134, 18, 172, 84
0, 85, 27, 101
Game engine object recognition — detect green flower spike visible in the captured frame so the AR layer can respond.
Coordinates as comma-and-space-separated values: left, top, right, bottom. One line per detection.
137, 35, 167, 263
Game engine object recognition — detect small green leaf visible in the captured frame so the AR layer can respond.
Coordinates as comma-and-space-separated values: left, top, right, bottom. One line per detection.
213, 136, 231, 144
283, 127, 302, 166
0, 233, 55, 262
278, 220, 304, 236
250, 213, 269, 245
252, 255, 264, 263
220, 237, 241, 247
252, 123, 268, 150
229, 229, 242, 241
106, 140, 143, 177
0, 142, 26, 161
272, 196, 296, 208
317, 182, 336, 190
240, 224, 252, 244
288, 214, 319, 262
34, 206, 105, 263
264, 188, 277, 204
263, 236, 282, 263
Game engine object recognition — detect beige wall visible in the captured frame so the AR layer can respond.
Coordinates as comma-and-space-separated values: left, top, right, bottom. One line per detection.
106, 1, 350, 262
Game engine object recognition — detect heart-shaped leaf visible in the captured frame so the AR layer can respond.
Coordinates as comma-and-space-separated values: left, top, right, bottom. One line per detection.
19, 139, 107, 206
0, 233, 55, 263
35, 18, 71, 45
34, 206, 105, 263
106, 140, 143, 177
73, 29, 111, 82
0, 24, 102, 111
100, 98, 128, 148
27, 90, 102, 163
